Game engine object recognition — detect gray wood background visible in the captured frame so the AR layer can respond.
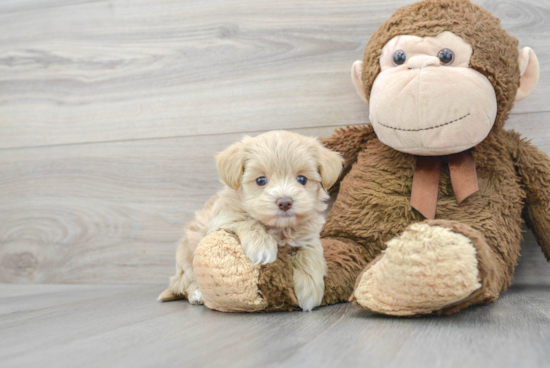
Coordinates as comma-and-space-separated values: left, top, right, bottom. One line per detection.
1, 0, 549, 285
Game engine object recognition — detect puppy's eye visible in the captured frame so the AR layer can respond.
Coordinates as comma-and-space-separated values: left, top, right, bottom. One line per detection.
296, 176, 307, 185
393, 50, 406, 66
256, 177, 267, 186
437, 49, 454, 66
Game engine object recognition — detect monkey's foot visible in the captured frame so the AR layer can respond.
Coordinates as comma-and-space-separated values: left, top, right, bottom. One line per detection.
193, 230, 298, 312
351, 220, 499, 316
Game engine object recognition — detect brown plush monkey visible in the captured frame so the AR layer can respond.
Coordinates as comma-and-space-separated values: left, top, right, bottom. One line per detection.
187, 0, 550, 316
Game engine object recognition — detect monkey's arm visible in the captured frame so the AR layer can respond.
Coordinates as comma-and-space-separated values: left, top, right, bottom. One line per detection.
321, 124, 376, 193
515, 137, 550, 261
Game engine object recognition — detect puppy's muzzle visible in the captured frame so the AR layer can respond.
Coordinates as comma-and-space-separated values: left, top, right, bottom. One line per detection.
276, 197, 293, 211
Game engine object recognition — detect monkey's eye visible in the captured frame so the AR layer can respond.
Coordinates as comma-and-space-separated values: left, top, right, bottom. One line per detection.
296, 176, 307, 185
392, 50, 407, 66
256, 177, 268, 186
437, 49, 455, 66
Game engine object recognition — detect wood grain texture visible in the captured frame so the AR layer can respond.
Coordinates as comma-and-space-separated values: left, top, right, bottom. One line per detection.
1, 283, 549, 368
0, 0, 549, 149
2, 2, 549, 364
0, 120, 549, 285
1, 0, 549, 286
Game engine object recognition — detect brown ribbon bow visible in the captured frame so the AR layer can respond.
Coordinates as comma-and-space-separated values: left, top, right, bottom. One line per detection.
410, 150, 478, 220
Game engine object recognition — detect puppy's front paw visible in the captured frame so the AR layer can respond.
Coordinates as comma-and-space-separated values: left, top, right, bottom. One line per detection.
295, 275, 324, 312
298, 293, 323, 313
291, 247, 326, 312
241, 233, 278, 265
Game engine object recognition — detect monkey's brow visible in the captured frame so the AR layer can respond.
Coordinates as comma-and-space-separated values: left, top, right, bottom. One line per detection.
376, 113, 470, 132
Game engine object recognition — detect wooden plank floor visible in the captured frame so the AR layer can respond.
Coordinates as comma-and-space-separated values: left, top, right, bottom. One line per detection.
1, 230, 549, 368
1, 281, 549, 368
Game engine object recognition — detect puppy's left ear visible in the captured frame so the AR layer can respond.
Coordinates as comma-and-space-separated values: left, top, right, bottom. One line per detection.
317, 142, 344, 190
216, 140, 247, 191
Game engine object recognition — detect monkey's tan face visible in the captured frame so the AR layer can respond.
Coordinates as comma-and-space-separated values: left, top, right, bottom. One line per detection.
368, 31, 497, 156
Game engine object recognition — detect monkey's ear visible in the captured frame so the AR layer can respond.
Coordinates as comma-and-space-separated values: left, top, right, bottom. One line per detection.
515, 47, 540, 101
317, 142, 344, 190
215, 140, 247, 190
351, 60, 368, 103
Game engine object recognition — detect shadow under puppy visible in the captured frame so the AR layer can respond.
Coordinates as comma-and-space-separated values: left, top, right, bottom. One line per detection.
159, 130, 343, 311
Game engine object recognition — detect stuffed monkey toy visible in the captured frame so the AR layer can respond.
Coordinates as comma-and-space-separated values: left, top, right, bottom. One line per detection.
188, 0, 550, 315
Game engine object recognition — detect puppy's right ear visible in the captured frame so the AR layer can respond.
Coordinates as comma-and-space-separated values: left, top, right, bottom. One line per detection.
215, 140, 247, 190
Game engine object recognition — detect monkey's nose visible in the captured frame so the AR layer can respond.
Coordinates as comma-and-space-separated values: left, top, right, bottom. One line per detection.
276, 198, 293, 211
407, 56, 440, 69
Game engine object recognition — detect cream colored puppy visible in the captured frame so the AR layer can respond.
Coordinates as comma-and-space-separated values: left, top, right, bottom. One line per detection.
158, 130, 343, 311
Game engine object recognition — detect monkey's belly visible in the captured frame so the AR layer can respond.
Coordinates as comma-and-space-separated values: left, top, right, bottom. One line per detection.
322, 144, 525, 267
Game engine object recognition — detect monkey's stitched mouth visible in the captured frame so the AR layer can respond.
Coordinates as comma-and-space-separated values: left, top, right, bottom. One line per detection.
376, 113, 470, 132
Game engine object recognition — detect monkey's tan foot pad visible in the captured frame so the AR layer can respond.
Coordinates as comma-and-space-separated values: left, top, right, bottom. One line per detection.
193, 230, 268, 312
351, 222, 482, 316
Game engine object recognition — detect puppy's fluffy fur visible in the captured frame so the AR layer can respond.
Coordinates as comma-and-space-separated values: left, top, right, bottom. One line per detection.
158, 130, 343, 311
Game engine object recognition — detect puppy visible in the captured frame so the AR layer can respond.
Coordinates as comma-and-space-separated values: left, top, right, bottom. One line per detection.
158, 130, 343, 311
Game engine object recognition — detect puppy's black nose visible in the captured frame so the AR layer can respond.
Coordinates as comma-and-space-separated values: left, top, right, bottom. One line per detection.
276, 198, 293, 211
